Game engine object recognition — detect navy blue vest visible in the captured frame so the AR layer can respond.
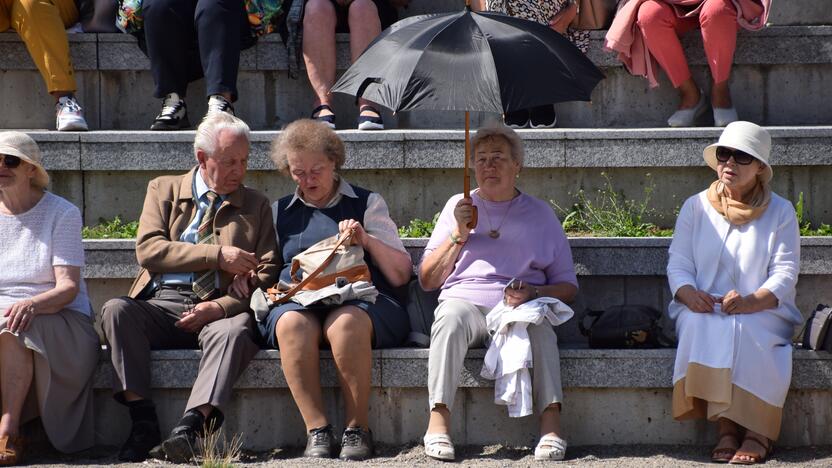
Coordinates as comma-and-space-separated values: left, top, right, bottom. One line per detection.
275, 185, 396, 297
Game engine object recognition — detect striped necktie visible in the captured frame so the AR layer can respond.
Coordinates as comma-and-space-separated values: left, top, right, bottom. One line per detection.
192, 191, 220, 300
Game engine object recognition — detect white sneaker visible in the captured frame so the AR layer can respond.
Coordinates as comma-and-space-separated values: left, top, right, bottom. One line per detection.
207, 94, 235, 116
667, 90, 707, 127
713, 106, 739, 127
55, 96, 89, 131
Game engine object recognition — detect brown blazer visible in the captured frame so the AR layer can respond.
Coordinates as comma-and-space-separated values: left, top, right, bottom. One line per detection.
128, 167, 278, 316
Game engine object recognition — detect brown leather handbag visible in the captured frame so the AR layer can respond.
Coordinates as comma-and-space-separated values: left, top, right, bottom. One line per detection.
570, 0, 619, 30
267, 228, 371, 305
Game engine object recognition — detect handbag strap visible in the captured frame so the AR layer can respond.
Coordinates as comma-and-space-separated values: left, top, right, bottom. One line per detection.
267, 229, 356, 305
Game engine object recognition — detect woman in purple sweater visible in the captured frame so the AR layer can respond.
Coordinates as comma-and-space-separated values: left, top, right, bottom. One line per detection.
418, 123, 578, 461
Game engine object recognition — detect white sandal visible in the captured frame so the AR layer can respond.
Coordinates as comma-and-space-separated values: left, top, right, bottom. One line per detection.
423, 433, 455, 461
535, 434, 567, 461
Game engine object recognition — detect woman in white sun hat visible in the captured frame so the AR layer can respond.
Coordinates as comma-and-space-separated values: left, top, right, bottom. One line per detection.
666, 121, 800, 465
0, 131, 98, 464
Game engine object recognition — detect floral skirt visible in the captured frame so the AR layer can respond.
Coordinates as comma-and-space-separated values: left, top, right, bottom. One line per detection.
486, 0, 590, 54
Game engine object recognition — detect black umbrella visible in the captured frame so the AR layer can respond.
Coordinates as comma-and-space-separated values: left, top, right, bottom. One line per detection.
332, 5, 604, 227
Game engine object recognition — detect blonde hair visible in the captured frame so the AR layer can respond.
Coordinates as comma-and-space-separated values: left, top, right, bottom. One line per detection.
470, 121, 525, 167
270, 119, 346, 176
193, 112, 251, 157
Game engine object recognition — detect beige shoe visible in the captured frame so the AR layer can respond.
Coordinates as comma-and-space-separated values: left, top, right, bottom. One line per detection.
535, 434, 567, 461
423, 433, 455, 461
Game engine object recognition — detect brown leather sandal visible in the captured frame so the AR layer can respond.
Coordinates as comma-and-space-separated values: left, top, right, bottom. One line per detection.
730, 434, 771, 465
711, 432, 739, 463
0, 435, 24, 466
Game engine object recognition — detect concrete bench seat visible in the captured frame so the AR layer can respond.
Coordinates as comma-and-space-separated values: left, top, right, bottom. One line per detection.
88, 347, 832, 449
2, 24, 831, 129
26, 127, 832, 228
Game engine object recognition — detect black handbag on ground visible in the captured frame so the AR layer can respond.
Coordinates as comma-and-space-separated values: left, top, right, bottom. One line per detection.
579, 304, 674, 349
404, 278, 440, 347
800, 304, 832, 351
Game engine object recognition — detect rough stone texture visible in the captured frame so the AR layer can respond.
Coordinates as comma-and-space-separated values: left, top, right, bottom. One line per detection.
87, 349, 832, 448
0, 71, 100, 130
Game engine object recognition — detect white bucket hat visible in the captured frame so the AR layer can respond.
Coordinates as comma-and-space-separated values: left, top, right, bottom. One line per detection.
703, 121, 773, 183
0, 131, 49, 189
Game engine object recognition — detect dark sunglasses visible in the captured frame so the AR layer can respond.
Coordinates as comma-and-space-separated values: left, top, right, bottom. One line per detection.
0, 154, 23, 169
715, 147, 756, 165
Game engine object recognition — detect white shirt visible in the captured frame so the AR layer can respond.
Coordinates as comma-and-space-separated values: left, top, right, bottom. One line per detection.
0, 192, 91, 316
272, 176, 406, 253
667, 190, 801, 325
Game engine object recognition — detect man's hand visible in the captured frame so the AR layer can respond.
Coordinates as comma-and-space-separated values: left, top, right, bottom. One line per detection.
176, 301, 225, 333
218, 246, 258, 275
229, 270, 257, 298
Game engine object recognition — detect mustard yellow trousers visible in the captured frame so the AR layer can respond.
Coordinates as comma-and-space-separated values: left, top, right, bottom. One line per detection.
0, 0, 78, 93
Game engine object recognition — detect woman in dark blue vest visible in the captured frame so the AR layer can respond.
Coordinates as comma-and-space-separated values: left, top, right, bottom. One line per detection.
261, 119, 412, 460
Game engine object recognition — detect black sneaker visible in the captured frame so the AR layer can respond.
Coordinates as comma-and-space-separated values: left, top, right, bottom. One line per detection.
304, 424, 337, 458
161, 407, 224, 463
151, 92, 190, 130
339, 426, 374, 461
118, 419, 162, 462
529, 104, 557, 128
207, 94, 235, 116
504, 108, 529, 129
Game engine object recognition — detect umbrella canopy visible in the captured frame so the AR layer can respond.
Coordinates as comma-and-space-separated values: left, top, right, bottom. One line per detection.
331, 8, 605, 114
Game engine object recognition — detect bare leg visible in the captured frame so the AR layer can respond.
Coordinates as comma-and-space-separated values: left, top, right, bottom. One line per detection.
711, 79, 732, 108
347, 0, 383, 116
735, 428, 770, 463
0, 333, 33, 439
276, 311, 327, 430
323, 306, 373, 429
427, 405, 451, 434
303, 0, 338, 116
677, 77, 702, 109
539, 403, 563, 438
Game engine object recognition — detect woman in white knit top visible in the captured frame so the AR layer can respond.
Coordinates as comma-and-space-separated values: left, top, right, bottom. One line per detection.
667, 122, 800, 465
0, 132, 98, 463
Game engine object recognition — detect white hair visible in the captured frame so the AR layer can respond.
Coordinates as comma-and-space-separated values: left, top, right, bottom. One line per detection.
470, 121, 525, 167
193, 112, 251, 157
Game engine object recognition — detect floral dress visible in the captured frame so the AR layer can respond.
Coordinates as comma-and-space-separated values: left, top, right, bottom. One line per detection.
486, 0, 590, 54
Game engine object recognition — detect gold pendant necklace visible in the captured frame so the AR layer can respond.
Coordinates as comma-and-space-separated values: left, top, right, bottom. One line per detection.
480, 192, 517, 239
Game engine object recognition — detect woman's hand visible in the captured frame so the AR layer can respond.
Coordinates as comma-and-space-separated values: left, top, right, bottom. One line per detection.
229, 270, 257, 298
549, 1, 578, 34
504, 280, 538, 307
453, 197, 474, 240
676, 285, 719, 313
721, 290, 756, 314
338, 219, 368, 248
4, 299, 37, 334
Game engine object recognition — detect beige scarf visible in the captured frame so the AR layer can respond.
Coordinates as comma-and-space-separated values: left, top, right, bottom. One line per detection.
706, 180, 771, 226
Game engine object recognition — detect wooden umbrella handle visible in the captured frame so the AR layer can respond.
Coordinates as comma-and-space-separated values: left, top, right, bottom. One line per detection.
464, 111, 478, 229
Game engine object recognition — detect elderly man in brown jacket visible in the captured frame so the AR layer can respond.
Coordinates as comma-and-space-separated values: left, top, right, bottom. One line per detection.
100, 112, 278, 463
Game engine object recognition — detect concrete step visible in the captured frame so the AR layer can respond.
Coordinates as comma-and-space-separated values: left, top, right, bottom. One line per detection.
82, 236, 832, 345
26, 127, 832, 228
88, 347, 832, 449
1, 24, 830, 129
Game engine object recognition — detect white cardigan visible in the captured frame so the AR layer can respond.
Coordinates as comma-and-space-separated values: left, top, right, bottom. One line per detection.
667, 190, 801, 325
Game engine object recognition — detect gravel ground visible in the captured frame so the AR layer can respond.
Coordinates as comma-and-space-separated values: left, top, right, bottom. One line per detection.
22, 443, 832, 467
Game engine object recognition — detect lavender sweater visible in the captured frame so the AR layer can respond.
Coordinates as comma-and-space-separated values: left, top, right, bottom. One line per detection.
423, 191, 578, 309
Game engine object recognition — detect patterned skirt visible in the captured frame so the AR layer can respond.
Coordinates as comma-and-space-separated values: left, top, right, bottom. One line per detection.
486, 0, 590, 54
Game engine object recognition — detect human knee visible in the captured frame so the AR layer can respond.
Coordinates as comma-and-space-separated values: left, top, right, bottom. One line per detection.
324, 307, 372, 341
100, 297, 134, 330
700, 0, 737, 24
431, 303, 473, 337
348, 0, 380, 24
304, 0, 336, 29
636, 0, 673, 30
276, 312, 321, 343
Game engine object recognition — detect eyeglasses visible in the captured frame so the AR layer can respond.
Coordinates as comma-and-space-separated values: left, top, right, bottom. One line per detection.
0, 154, 22, 169
715, 147, 756, 165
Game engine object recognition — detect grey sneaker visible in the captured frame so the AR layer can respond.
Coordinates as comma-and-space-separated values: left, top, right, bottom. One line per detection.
339, 426, 374, 461
304, 424, 336, 458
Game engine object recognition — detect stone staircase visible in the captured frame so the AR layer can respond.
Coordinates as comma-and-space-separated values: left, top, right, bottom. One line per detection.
2, 0, 832, 452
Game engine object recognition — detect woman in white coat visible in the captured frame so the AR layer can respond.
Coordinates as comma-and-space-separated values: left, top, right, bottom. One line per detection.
667, 121, 800, 465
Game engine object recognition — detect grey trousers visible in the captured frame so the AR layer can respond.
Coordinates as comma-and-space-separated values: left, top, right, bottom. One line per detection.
428, 298, 564, 414
100, 288, 260, 412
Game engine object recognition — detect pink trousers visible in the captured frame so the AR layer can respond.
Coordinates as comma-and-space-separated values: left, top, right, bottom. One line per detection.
637, 0, 739, 88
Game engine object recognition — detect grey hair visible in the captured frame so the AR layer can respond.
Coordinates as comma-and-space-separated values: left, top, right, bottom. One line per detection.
193, 112, 251, 157
270, 119, 346, 176
470, 121, 525, 167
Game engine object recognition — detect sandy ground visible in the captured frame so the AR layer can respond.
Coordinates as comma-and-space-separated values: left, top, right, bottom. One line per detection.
22, 443, 832, 467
